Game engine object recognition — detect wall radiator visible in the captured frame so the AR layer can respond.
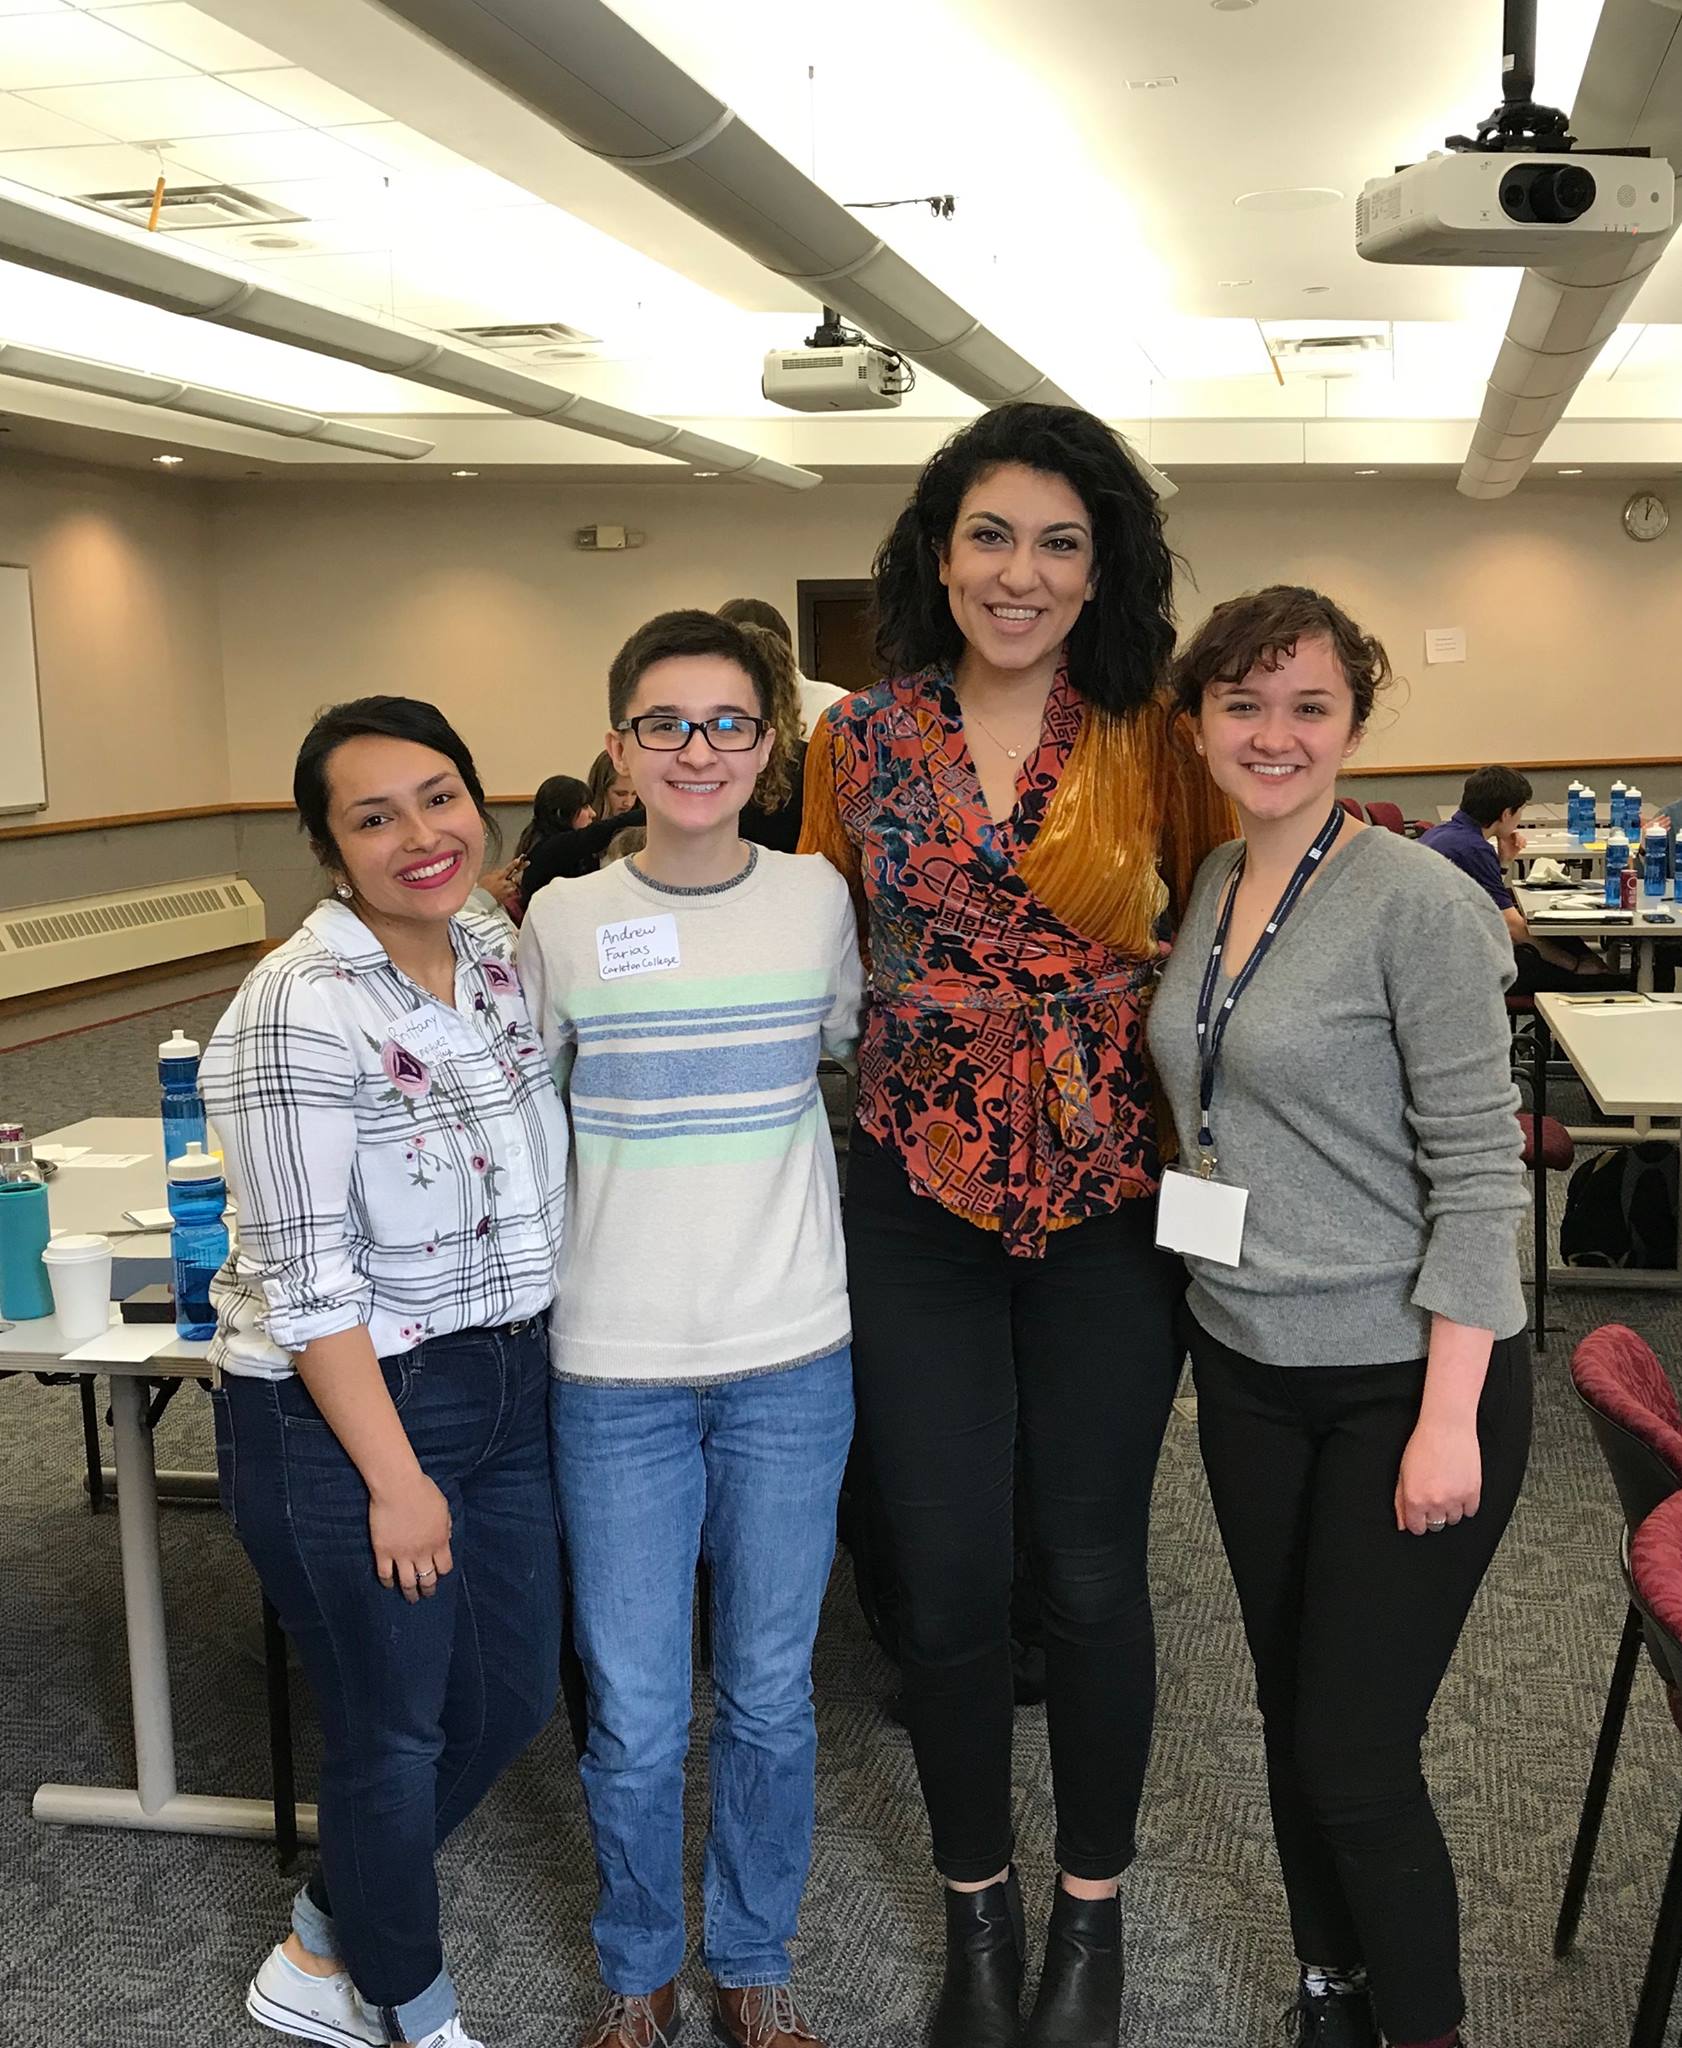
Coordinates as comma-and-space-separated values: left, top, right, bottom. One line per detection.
0, 876, 266, 1002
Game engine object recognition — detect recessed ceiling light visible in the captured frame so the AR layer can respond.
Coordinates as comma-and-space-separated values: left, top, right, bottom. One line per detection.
1355, 468, 1379, 475
1219, 278, 1254, 288
153, 454, 185, 467
1235, 187, 1344, 214
1212, 0, 1258, 10
1302, 284, 1333, 294
693, 470, 721, 478
1558, 467, 1584, 475
450, 469, 479, 478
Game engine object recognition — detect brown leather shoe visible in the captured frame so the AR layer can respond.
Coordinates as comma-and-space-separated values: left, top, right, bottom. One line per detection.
579, 1979, 681, 2048
712, 1983, 824, 2047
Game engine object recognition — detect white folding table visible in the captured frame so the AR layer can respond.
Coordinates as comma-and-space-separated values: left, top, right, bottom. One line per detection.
1516, 886, 1677, 994
4, 1115, 315, 1846
1527, 994, 1682, 1342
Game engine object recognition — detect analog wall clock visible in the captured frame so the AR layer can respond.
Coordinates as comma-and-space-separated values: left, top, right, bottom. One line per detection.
1623, 491, 1670, 542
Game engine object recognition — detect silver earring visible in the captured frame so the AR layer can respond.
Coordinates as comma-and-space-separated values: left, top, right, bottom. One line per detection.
334, 882, 353, 901
1195, 740, 1205, 755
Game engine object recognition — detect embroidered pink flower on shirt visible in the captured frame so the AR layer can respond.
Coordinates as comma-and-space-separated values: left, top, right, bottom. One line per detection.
482, 960, 519, 996
470, 1153, 489, 1174
380, 1040, 431, 1099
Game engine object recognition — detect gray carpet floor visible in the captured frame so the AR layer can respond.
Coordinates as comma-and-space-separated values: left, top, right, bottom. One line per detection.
2, 998, 1679, 2046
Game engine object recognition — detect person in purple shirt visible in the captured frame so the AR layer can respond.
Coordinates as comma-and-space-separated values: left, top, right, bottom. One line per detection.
1421, 766, 1622, 995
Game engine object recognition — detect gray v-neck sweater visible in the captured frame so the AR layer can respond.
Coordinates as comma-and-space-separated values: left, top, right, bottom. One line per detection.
1148, 826, 1527, 1366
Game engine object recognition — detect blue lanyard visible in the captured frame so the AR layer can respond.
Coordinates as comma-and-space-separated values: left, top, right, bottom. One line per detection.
1193, 805, 1345, 1171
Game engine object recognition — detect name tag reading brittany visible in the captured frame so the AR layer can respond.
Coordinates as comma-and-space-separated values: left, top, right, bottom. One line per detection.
389, 1005, 457, 1064
596, 913, 682, 981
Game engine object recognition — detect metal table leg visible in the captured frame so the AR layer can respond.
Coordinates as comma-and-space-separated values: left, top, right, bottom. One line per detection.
33, 1373, 319, 1843
1533, 1013, 1549, 1350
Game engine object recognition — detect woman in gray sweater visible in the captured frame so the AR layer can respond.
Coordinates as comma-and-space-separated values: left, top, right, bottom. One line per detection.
1149, 586, 1530, 2048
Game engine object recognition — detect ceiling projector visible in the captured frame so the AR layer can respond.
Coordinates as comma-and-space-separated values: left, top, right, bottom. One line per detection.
762, 342, 905, 412
1358, 150, 1674, 265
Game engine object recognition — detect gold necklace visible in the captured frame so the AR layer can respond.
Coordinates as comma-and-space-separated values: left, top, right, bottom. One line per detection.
961, 697, 1043, 762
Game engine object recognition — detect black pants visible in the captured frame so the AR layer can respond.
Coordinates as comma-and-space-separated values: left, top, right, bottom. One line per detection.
1188, 1317, 1532, 2044
844, 1132, 1182, 1881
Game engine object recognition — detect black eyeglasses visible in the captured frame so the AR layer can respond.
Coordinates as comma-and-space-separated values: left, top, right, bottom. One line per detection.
615, 714, 769, 753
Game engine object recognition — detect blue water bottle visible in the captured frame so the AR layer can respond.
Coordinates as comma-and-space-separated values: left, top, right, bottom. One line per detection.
1609, 780, 1628, 837
166, 1143, 228, 1341
159, 1028, 207, 1162
1566, 779, 1585, 839
1604, 826, 1631, 910
1628, 786, 1644, 836
1645, 822, 1670, 900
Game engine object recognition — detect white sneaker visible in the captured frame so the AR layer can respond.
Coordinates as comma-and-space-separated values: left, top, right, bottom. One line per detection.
246, 1945, 383, 2047
410, 2023, 486, 2048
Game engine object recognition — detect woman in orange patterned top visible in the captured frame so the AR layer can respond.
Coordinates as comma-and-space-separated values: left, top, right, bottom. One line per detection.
802, 403, 1230, 2048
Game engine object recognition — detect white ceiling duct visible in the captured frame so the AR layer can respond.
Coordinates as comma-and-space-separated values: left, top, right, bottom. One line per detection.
0, 339, 434, 459
369, 0, 1175, 498
1459, 0, 1682, 498
0, 177, 819, 489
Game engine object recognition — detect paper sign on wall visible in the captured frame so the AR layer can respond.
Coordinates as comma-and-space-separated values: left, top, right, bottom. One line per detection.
1424, 626, 1467, 664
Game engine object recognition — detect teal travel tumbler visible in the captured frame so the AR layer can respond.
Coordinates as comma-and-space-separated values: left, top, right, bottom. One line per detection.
0, 1178, 54, 1318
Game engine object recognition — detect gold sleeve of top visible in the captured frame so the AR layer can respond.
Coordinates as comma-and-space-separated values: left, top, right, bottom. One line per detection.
1017, 692, 1236, 956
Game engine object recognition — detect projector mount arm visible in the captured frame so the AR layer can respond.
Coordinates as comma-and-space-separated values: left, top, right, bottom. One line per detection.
1446, 0, 1576, 154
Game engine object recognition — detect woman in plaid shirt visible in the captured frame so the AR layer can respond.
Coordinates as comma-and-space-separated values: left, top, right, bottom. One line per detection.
201, 696, 568, 2048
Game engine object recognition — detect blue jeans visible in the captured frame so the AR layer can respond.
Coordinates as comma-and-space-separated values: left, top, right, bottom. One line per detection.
214, 1321, 562, 2043
551, 1347, 854, 1996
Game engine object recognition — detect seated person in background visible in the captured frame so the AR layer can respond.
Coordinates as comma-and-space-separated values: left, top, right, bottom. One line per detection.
520, 763, 647, 906
717, 595, 846, 738
1421, 765, 1622, 993
588, 746, 640, 821
734, 621, 808, 853
603, 824, 646, 864
477, 773, 596, 925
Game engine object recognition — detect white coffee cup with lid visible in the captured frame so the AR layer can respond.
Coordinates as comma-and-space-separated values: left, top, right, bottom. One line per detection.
40, 1232, 113, 1345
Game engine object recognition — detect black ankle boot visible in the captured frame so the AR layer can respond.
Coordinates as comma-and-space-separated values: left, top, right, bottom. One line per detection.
1024, 1886, 1122, 2048
1287, 1981, 1379, 2046
929, 1868, 1025, 2048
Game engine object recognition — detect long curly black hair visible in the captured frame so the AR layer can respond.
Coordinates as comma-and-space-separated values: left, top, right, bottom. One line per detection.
871, 403, 1177, 719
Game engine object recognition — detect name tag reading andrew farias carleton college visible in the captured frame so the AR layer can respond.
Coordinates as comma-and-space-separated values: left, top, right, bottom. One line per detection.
596, 914, 682, 981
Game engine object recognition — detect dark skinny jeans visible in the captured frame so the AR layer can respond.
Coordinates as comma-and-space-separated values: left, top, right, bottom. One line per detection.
1188, 1315, 1531, 2045
214, 1321, 561, 2032
844, 1131, 1183, 1882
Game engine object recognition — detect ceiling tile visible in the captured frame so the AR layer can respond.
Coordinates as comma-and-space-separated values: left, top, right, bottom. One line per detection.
326, 121, 477, 176
217, 66, 384, 128
177, 126, 388, 185
0, 83, 107, 144
0, 2, 72, 16
17, 71, 297, 137
0, 10, 190, 87
89, 3, 284, 71
0, 138, 202, 194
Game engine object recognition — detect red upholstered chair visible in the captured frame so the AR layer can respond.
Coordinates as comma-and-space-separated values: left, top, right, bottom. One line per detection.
1518, 1107, 1574, 1348
1364, 799, 1406, 834
1556, 1328, 1682, 1967
1336, 796, 1365, 820
1622, 1491, 1682, 2047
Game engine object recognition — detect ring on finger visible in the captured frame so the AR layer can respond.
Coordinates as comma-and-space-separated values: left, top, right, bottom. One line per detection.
416, 1566, 438, 1581
1426, 1518, 1448, 1532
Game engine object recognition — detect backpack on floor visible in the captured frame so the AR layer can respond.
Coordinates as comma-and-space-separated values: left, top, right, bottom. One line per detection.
1560, 1143, 1679, 1270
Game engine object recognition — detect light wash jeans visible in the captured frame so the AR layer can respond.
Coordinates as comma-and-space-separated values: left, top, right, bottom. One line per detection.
550, 1347, 854, 1995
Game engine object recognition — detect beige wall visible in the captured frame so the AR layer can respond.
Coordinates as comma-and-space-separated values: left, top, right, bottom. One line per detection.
1164, 480, 1681, 773
212, 481, 900, 802
211, 474, 1681, 803
0, 457, 228, 825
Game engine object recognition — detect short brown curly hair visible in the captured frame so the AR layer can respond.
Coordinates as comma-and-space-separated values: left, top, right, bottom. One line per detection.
1172, 584, 1392, 728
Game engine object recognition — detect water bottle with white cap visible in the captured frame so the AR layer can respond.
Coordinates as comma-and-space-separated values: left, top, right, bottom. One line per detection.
1609, 779, 1628, 836
1604, 824, 1631, 909
166, 1143, 228, 1341
1567, 779, 1585, 839
1645, 819, 1670, 900
159, 1027, 207, 1163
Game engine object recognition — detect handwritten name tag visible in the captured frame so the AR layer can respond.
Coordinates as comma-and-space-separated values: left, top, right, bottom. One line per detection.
597, 913, 681, 981
389, 1005, 456, 1064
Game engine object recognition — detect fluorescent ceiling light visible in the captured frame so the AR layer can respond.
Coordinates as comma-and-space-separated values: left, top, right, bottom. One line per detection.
0, 334, 434, 457
0, 176, 819, 487
152, 453, 183, 464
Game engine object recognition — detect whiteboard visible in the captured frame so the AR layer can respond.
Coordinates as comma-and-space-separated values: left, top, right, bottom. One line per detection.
0, 565, 45, 814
